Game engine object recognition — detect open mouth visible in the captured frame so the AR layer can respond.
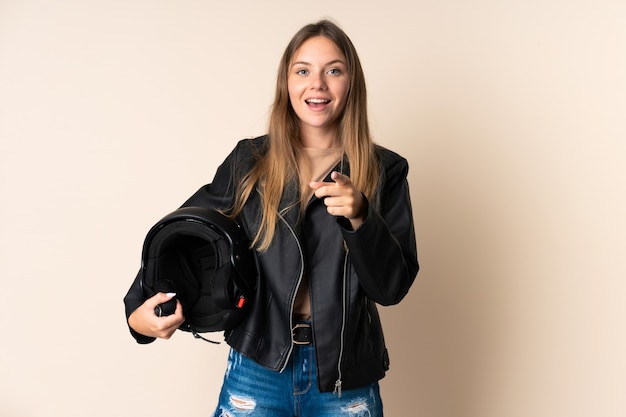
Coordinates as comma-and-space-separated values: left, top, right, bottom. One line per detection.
305, 98, 331, 105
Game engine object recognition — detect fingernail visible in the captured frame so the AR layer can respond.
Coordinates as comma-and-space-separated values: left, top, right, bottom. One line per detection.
166, 292, 176, 297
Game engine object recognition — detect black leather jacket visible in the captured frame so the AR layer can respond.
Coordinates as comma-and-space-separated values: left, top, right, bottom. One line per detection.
124, 136, 418, 393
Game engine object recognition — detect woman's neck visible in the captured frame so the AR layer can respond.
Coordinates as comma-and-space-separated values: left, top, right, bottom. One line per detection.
299, 126, 340, 149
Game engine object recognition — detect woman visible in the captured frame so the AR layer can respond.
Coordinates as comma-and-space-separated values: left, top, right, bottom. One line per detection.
124, 20, 418, 416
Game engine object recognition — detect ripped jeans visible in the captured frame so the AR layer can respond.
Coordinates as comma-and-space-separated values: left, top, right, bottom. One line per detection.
212, 346, 383, 417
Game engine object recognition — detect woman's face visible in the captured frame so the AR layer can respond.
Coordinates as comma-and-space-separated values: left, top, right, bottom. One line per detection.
287, 36, 350, 143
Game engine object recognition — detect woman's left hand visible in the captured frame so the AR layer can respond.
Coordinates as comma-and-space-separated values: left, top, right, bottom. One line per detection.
309, 171, 367, 230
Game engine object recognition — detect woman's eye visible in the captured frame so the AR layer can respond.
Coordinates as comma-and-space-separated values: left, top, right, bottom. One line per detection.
328, 68, 341, 75
296, 69, 308, 75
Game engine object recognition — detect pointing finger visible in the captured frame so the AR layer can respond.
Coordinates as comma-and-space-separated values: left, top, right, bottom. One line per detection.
309, 180, 325, 190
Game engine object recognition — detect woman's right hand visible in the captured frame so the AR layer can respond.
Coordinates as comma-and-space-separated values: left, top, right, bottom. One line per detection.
128, 292, 185, 339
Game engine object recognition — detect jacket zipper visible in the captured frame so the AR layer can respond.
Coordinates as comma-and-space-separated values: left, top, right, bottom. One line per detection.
278, 194, 348, 392
334, 247, 349, 397
277, 210, 305, 373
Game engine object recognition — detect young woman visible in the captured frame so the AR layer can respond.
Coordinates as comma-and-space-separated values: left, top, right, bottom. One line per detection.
124, 20, 419, 417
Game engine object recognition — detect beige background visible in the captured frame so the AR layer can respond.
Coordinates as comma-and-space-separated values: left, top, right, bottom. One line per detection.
1, 1, 625, 416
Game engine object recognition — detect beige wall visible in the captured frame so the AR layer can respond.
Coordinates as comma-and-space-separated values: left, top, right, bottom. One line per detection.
1, 1, 624, 416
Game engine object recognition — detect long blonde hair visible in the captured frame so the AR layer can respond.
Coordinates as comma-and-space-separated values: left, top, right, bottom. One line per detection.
231, 20, 380, 250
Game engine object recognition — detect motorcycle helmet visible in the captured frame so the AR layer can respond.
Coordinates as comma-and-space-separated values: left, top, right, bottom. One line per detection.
140, 206, 257, 338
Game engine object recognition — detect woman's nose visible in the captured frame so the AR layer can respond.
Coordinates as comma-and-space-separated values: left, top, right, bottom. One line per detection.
310, 72, 327, 90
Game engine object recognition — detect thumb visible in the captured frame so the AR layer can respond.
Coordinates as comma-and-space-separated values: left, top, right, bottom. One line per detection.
148, 291, 177, 307
330, 171, 349, 185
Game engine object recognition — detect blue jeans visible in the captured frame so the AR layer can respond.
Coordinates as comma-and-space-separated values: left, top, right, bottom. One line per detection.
212, 346, 383, 416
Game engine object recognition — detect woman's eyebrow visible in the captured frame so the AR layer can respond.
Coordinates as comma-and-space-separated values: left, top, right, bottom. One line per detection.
291, 59, 346, 67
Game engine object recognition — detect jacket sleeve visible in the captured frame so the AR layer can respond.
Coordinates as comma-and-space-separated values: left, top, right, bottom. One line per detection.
123, 271, 156, 344
340, 155, 419, 306
122, 139, 252, 343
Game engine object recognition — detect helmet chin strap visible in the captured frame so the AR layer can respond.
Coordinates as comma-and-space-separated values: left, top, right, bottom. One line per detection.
190, 327, 220, 344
